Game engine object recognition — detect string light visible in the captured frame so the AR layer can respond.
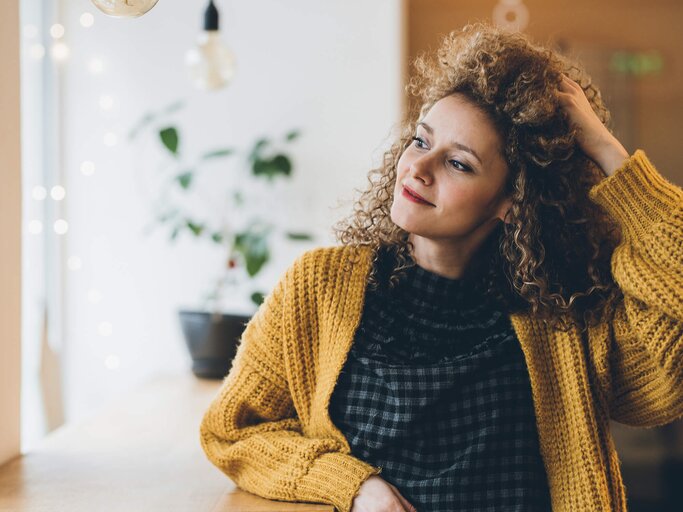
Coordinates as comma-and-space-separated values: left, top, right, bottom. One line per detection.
81, 161, 96, 176
29, 44, 45, 60
80, 13, 95, 28
51, 42, 70, 61
28, 220, 43, 234
53, 219, 69, 235
51, 185, 66, 200
32, 186, 47, 200
50, 23, 65, 39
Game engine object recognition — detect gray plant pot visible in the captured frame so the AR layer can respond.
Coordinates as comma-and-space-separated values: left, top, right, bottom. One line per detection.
178, 310, 252, 379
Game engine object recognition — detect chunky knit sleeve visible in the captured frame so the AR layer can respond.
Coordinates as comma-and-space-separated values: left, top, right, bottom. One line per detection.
199, 253, 381, 512
587, 150, 683, 427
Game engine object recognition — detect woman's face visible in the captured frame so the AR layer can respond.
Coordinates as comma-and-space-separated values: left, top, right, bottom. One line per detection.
390, 93, 512, 241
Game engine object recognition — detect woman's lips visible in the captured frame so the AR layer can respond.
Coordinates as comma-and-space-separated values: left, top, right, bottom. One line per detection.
402, 186, 434, 206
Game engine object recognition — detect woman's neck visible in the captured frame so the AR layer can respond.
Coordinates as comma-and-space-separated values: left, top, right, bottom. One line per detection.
408, 219, 501, 280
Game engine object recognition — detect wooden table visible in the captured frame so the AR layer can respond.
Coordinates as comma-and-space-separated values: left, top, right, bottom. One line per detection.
0, 373, 333, 512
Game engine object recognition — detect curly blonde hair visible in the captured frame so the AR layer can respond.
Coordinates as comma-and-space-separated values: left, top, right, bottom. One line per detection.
333, 22, 624, 333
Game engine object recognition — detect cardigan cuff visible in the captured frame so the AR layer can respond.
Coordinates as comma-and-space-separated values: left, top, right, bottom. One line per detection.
588, 149, 683, 243
294, 452, 382, 512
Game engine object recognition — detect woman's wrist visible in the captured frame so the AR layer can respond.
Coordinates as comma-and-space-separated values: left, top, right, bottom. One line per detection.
594, 137, 629, 177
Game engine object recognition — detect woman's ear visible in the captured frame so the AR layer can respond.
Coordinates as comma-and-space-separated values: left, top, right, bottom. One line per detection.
495, 196, 513, 223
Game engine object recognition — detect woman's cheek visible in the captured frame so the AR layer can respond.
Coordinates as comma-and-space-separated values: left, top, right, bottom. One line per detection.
395, 163, 406, 181
396, 150, 412, 176
442, 187, 475, 215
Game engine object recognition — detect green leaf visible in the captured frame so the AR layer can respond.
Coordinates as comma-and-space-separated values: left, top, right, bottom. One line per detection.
252, 154, 292, 180
170, 225, 181, 241
251, 158, 266, 177
233, 227, 271, 277
128, 112, 154, 140
245, 249, 269, 276
251, 158, 268, 178
201, 148, 235, 160
211, 232, 224, 244
249, 138, 269, 161
234, 232, 245, 248
164, 99, 186, 114
286, 231, 314, 241
250, 291, 266, 307
159, 127, 179, 155
185, 220, 204, 237
285, 129, 300, 141
270, 154, 292, 176
157, 209, 179, 223
176, 171, 193, 189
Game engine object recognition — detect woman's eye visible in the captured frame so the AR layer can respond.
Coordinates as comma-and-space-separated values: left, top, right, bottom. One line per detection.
411, 136, 427, 149
450, 160, 471, 172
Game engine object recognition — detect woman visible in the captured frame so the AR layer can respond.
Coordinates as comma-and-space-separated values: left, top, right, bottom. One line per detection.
199, 23, 683, 512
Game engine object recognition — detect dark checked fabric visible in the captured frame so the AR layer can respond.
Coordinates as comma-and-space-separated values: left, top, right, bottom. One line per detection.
328, 251, 553, 512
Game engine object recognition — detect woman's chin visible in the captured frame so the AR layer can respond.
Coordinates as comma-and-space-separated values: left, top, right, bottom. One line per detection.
389, 209, 410, 232
390, 216, 424, 237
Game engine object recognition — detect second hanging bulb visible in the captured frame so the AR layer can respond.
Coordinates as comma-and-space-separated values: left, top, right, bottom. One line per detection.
185, 0, 236, 91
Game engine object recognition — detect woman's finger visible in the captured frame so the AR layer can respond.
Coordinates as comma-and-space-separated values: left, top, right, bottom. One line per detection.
558, 76, 574, 92
386, 483, 417, 512
561, 74, 581, 90
556, 90, 576, 104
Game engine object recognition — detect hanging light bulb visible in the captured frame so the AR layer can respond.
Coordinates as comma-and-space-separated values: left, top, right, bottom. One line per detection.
185, 0, 236, 91
492, 0, 529, 32
90, 0, 159, 19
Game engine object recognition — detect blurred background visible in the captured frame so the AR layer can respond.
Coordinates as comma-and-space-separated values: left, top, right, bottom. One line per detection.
8, 0, 683, 510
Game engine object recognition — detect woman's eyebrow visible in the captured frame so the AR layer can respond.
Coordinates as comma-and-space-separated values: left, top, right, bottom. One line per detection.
417, 121, 482, 165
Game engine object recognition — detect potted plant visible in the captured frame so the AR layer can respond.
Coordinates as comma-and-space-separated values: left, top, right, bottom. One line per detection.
129, 101, 315, 378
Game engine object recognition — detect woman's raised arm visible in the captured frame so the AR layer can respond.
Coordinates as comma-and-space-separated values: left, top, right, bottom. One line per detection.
558, 75, 683, 425
586, 150, 683, 426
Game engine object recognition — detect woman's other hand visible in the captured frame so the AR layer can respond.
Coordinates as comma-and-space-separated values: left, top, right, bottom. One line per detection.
557, 74, 629, 177
351, 475, 418, 512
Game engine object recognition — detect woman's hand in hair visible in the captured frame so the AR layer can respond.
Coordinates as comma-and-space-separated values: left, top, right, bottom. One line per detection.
351, 475, 418, 512
557, 74, 629, 177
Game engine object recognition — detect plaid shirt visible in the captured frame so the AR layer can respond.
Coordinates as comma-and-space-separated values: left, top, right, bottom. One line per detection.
329, 257, 552, 511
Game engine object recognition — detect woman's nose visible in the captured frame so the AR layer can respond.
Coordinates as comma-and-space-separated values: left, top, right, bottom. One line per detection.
409, 153, 435, 184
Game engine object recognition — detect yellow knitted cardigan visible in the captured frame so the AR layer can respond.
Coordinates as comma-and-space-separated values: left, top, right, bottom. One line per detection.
200, 150, 683, 511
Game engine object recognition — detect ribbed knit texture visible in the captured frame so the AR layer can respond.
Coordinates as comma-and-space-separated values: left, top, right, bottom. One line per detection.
328, 254, 552, 510
200, 150, 683, 511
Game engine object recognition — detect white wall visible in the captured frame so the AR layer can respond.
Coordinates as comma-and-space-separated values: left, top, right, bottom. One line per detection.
53, 0, 402, 429
0, 0, 22, 464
